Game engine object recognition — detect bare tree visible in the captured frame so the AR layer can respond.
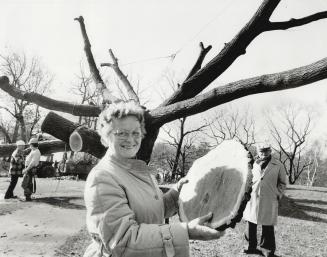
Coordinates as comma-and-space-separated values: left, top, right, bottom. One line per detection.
303, 139, 323, 186
71, 64, 100, 129
1, 1, 327, 165
161, 63, 211, 180
206, 105, 257, 148
0, 52, 52, 142
266, 104, 313, 184
163, 118, 209, 180
0, 116, 13, 144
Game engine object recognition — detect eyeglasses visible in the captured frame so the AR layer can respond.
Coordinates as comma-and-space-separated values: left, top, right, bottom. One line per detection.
113, 130, 142, 139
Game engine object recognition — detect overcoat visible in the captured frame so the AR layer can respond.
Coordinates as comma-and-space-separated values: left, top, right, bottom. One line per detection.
83, 150, 189, 257
243, 157, 287, 225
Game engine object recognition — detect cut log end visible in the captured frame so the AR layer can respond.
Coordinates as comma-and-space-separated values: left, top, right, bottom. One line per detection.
179, 139, 253, 231
69, 131, 83, 152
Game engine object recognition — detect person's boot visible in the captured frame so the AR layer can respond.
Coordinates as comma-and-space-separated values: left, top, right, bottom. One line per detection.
243, 248, 263, 255
25, 196, 32, 201
4, 193, 13, 199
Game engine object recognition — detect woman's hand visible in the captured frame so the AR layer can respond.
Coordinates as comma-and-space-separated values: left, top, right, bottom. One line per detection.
187, 212, 225, 241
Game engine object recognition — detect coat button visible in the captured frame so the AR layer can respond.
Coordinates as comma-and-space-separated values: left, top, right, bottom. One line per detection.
154, 195, 159, 200
261, 178, 263, 180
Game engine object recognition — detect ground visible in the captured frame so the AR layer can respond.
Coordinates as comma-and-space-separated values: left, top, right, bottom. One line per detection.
0, 177, 326, 257
0, 177, 90, 257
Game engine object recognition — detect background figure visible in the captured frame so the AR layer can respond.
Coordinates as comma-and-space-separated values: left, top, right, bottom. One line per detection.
4, 140, 25, 199
242, 143, 287, 257
21, 137, 41, 201
83, 101, 224, 257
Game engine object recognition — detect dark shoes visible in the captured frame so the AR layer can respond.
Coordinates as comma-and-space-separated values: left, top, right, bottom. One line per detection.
25, 196, 32, 201
243, 248, 263, 255
243, 248, 275, 257
4, 195, 18, 199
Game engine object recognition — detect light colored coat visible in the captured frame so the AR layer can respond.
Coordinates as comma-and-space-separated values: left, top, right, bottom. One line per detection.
84, 151, 189, 257
243, 158, 287, 225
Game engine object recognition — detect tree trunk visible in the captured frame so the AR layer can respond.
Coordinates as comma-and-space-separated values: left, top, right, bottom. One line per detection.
41, 111, 106, 159
12, 120, 19, 142
18, 114, 27, 142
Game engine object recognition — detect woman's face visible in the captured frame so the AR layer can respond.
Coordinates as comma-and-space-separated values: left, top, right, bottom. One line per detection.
108, 116, 143, 159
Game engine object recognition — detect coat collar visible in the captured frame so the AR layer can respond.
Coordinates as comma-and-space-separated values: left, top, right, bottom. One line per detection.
260, 158, 278, 177
101, 150, 155, 175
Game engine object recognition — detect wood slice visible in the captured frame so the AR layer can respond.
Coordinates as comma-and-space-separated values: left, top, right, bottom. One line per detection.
179, 140, 253, 230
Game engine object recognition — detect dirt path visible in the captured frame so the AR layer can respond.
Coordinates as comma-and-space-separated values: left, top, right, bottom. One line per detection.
0, 177, 87, 257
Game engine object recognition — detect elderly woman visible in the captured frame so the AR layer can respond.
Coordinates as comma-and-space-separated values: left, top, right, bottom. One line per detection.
84, 101, 224, 257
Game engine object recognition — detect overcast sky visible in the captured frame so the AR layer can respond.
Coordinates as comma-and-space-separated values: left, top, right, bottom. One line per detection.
1, 0, 327, 144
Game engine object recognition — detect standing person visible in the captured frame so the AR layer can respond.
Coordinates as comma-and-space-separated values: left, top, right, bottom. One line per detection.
242, 143, 287, 257
83, 101, 225, 257
4, 140, 25, 199
21, 137, 41, 201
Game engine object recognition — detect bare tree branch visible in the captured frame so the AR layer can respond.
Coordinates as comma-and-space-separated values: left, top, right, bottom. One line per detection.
101, 49, 139, 103
185, 42, 212, 81
0, 76, 100, 116
74, 16, 118, 103
150, 57, 327, 126
0, 105, 16, 117
267, 11, 327, 31
3, 53, 327, 124
160, 0, 281, 106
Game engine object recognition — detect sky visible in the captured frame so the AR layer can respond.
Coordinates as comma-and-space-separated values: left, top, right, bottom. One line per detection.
1, 0, 327, 145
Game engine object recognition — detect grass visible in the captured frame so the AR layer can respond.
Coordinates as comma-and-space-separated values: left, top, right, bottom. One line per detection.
58, 184, 327, 257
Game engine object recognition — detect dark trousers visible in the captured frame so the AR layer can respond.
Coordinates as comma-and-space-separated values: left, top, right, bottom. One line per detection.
21, 173, 33, 197
245, 221, 276, 254
4, 174, 19, 198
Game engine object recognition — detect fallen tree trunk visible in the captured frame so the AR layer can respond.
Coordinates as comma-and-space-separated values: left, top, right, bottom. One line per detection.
41, 112, 106, 158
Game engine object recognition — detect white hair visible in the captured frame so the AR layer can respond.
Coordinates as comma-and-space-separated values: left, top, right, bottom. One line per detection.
97, 101, 146, 147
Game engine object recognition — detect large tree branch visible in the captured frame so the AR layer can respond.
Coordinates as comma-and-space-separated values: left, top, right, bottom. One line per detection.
267, 11, 327, 31
160, 0, 281, 106
74, 16, 118, 103
101, 49, 139, 103
3, 56, 327, 125
0, 76, 100, 116
151, 57, 327, 126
